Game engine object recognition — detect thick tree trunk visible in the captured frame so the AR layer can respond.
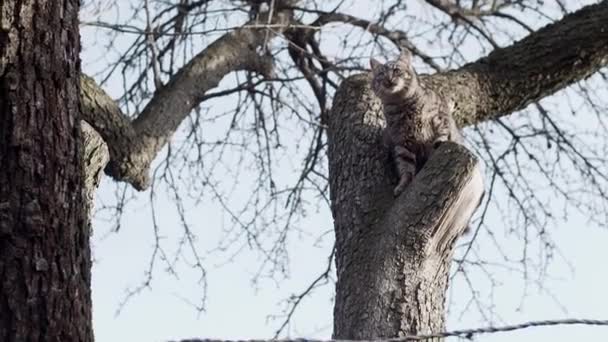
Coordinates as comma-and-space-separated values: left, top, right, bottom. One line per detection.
328, 75, 483, 339
0, 0, 93, 341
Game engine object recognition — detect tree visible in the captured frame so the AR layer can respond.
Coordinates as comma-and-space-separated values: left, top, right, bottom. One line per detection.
3, 0, 608, 340
328, 4, 608, 335
0, 0, 94, 340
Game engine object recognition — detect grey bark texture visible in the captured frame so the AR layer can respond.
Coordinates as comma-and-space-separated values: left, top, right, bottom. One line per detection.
0, 0, 94, 340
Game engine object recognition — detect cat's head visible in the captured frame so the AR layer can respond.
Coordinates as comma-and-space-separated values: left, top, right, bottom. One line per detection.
370, 50, 416, 100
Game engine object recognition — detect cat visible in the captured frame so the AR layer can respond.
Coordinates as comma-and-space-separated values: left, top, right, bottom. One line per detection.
370, 49, 463, 196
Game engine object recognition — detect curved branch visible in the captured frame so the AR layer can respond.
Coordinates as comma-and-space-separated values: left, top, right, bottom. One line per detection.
80, 11, 290, 190
447, 0, 608, 125
341, 1, 608, 129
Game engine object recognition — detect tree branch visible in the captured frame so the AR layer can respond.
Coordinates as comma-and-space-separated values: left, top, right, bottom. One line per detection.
424, 0, 504, 19
290, 9, 442, 71
80, 11, 290, 190
351, 1, 608, 128
313, 12, 442, 70
448, 0, 608, 125
386, 142, 484, 256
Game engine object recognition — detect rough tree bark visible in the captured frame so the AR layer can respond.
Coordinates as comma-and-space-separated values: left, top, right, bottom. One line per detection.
0, 0, 93, 341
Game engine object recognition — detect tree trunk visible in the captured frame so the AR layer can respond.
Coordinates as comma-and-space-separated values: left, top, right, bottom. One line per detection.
0, 0, 93, 341
328, 75, 483, 339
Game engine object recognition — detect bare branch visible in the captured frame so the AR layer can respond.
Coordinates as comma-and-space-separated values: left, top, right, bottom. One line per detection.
80, 11, 291, 189
443, 0, 608, 126
290, 8, 443, 71
340, 1, 608, 129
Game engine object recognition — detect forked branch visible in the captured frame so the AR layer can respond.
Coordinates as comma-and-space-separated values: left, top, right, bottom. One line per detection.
384, 142, 484, 256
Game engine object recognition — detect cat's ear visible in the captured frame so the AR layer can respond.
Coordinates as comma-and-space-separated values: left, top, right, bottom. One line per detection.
370, 58, 382, 72
398, 49, 412, 66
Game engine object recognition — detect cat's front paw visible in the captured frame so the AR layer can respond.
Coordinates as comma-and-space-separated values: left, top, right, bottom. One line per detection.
393, 173, 413, 197
433, 136, 448, 149
432, 140, 443, 149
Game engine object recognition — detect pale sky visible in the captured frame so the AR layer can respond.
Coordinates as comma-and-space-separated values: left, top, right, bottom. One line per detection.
81, 1, 608, 341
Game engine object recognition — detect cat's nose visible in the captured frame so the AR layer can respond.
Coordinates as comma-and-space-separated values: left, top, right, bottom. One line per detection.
383, 79, 395, 87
